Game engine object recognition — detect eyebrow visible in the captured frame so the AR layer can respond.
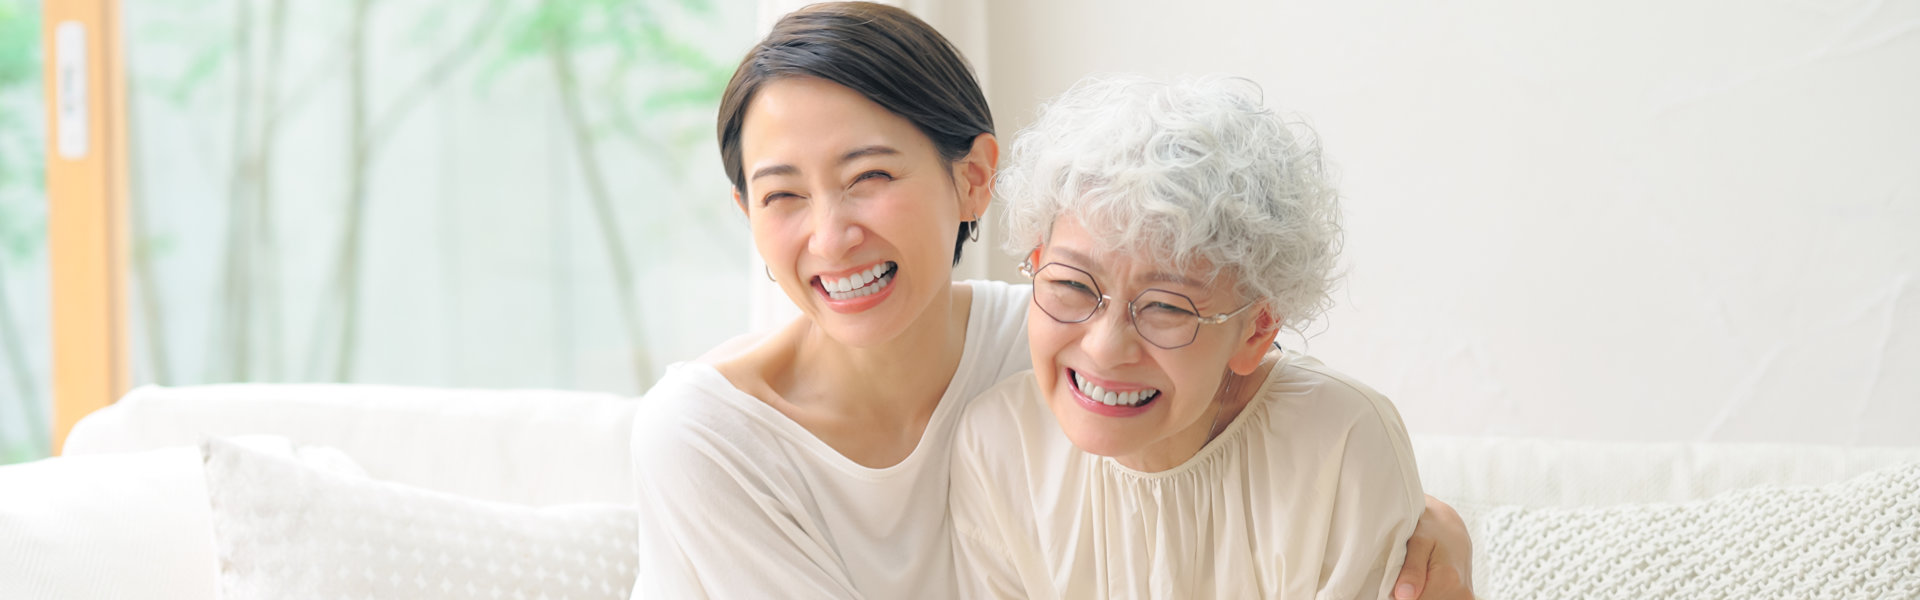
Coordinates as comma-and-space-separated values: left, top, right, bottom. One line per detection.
1052, 247, 1206, 289
749, 145, 902, 183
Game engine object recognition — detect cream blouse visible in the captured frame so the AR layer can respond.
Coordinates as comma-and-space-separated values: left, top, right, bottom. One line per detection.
948, 353, 1425, 599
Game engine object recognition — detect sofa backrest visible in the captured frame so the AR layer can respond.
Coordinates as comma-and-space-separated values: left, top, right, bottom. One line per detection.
63, 383, 641, 506
1413, 434, 1920, 509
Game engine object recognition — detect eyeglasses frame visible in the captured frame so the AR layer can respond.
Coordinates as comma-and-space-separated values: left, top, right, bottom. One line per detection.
1019, 257, 1259, 350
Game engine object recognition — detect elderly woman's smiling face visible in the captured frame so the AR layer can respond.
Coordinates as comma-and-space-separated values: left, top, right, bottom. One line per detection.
1027, 216, 1277, 472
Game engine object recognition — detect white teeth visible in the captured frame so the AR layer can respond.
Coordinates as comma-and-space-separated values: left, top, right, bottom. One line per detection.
1073, 371, 1160, 407
825, 262, 896, 301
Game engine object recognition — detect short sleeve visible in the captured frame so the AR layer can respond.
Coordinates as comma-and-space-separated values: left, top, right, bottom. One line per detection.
1310, 383, 1425, 600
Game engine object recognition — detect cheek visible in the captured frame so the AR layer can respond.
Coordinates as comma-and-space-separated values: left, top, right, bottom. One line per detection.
1160, 348, 1235, 410
1025, 311, 1080, 374
748, 214, 808, 275
1026, 309, 1061, 353
874, 185, 952, 236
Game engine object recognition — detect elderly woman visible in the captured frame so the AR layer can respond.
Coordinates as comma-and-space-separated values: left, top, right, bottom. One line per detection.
949, 75, 1424, 598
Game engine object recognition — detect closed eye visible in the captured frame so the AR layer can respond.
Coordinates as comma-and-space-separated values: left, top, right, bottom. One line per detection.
851, 170, 894, 186
1141, 301, 1197, 317
1046, 278, 1097, 296
760, 191, 799, 205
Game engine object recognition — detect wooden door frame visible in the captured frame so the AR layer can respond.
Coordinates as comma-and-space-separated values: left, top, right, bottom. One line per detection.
43, 0, 128, 454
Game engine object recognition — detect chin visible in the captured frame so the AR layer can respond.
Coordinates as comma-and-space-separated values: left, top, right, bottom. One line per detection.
798, 282, 914, 347
815, 313, 908, 348
1045, 393, 1139, 458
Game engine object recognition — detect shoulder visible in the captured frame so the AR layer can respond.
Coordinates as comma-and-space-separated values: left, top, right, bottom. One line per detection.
1248, 354, 1421, 493
951, 371, 1054, 468
635, 362, 741, 425
958, 279, 1031, 335
953, 280, 1034, 384
1241, 357, 1423, 600
949, 372, 1055, 536
956, 371, 1044, 434
1259, 354, 1407, 441
632, 364, 790, 482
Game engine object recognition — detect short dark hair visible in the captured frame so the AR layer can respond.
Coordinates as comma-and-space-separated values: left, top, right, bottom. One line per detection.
717, 1, 993, 265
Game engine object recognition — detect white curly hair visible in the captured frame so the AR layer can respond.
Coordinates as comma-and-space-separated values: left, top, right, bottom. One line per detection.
998, 74, 1343, 331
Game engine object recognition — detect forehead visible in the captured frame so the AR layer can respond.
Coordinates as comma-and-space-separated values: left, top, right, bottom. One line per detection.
739, 77, 933, 165
1042, 219, 1218, 291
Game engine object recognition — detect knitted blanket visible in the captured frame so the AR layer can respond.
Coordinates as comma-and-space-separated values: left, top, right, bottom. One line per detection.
1483, 462, 1920, 600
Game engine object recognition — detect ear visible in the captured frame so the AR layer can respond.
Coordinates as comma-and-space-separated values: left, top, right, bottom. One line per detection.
953, 133, 999, 221
732, 187, 749, 218
1021, 244, 1045, 275
1226, 306, 1280, 376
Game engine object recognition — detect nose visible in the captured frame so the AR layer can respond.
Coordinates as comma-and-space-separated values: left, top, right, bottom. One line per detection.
807, 197, 864, 260
1079, 301, 1144, 369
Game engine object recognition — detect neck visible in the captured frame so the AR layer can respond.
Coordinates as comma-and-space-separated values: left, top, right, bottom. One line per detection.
780, 283, 971, 421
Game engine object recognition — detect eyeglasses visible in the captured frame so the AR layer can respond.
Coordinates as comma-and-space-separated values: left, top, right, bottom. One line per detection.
1020, 259, 1257, 350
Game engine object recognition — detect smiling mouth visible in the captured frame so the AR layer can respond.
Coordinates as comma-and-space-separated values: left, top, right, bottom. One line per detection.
1070, 369, 1162, 408
817, 261, 898, 301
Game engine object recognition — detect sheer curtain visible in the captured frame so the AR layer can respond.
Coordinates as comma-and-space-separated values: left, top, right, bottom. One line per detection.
119, 0, 760, 397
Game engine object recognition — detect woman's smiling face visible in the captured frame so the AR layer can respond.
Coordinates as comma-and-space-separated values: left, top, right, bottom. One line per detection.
1026, 216, 1275, 471
736, 76, 990, 347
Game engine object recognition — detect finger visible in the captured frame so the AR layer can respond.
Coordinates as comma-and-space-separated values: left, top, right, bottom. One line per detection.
1394, 535, 1434, 599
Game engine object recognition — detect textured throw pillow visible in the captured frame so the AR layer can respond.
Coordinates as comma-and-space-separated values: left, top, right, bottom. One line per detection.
201, 437, 638, 599
1483, 462, 1920, 600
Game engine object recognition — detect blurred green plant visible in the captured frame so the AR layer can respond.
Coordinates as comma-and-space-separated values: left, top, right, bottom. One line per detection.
477, 0, 739, 388
0, 0, 48, 463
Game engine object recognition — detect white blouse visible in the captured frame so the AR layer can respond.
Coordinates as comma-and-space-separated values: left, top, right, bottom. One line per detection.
628, 281, 1032, 599
949, 353, 1425, 599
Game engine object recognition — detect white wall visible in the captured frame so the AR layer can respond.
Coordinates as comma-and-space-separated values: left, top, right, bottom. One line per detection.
981, 0, 1920, 445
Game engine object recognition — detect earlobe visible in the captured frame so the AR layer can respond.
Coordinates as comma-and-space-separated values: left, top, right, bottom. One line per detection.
732, 188, 749, 218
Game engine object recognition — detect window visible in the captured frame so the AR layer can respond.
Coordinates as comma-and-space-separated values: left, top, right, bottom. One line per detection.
0, 0, 48, 465
29, 0, 761, 457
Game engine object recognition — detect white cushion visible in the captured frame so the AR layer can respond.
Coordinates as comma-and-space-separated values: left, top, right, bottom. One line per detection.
201, 437, 638, 599
1480, 463, 1920, 600
65, 384, 640, 506
1411, 435, 1920, 592
0, 436, 367, 600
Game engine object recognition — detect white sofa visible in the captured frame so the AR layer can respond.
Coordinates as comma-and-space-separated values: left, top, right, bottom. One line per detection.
3, 384, 1916, 599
